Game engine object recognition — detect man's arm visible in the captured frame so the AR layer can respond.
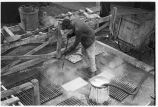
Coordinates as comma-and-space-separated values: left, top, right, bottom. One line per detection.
67, 31, 75, 38
63, 35, 81, 56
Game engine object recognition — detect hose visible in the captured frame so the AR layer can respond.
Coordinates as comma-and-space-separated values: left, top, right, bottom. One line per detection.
90, 82, 139, 95
102, 84, 139, 95
95, 69, 155, 97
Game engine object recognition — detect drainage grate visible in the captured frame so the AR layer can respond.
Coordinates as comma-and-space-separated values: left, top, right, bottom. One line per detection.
109, 79, 136, 102
57, 97, 86, 106
4, 72, 63, 105
15, 85, 62, 105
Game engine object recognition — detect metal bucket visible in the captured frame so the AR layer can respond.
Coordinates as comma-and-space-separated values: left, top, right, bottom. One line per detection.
19, 5, 39, 31
89, 76, 110, 104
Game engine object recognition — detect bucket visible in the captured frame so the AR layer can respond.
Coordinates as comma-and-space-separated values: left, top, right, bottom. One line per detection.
19, 5, 39, 31
89, 76, 110, 104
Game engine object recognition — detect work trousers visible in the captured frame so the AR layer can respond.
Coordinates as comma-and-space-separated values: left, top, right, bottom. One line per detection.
82, 42, 97, 72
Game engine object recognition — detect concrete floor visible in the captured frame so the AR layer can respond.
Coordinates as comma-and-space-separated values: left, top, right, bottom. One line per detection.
42, 41, 154, 105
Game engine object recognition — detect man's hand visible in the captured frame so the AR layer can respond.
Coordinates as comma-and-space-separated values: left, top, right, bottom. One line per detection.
55, 51, 65, 60
67, 34, 72, 39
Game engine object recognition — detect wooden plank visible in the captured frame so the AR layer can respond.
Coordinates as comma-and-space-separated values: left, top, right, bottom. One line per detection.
1, 35, 55, 73
1, 46, 66, 61
1, 97, 20, 106
31, 79, 40, 105
1, 82, 33, 99
18, 24, 55, 39
94, 22, 109, 33
85, 8, 94, 13
56, 24, 62, 58
98, 15, 111, 23
1, 21, 109, 61
1, 52, 56, 60
96, 41, 154, 73
3, 26, 15, 37
1, 85, 23, 106
1, 34, 49, 54
2, 58, 46, 76
2, 26, 22, 43
2, 48, 65, 76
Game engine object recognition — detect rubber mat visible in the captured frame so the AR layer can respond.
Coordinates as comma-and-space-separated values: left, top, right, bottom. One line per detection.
109, 79, 137, 102
57, 97, 86, 106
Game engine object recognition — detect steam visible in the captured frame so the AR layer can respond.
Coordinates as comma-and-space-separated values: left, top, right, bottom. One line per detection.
42, 59, 77, 85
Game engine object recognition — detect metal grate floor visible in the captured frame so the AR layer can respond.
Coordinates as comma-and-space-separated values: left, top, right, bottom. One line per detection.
57, 97, 86, 106
15, 84, 62, 105
109, 79, 137, 102
3, 72, 63, 105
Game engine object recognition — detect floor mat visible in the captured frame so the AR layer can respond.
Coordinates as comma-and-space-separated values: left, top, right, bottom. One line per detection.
15, 85, 62, 105
3, 72, 63, 105
109, 79, 137, 102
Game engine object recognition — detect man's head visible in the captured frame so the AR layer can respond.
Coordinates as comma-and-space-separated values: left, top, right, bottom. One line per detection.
61, 19, 73, 30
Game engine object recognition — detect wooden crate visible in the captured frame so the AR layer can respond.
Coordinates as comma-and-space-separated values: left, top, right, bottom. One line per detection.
118, 12, 155, 50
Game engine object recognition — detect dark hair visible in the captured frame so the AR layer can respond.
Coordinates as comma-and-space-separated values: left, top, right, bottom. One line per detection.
61, 19, 72, 30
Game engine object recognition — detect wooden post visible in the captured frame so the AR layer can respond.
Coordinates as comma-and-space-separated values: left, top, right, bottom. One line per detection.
109, 7, 117, 36
96, 2, 100, 11
31, 79, 40, 105
56, 23, 62, 58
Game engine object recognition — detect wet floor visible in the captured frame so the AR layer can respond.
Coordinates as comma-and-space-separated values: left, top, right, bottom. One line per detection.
42, 41, 155, 105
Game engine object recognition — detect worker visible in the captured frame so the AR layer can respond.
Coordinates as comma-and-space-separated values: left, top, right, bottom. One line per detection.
61, 18, 97, 76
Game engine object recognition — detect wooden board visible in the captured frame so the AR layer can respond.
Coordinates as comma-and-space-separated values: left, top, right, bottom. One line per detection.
1, 82, 33, 99
3, 26, 15, 37
2, 35, 56, 73
1, 35, 49, 53
2, 58, 46, 76
1, 97, 20, 106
